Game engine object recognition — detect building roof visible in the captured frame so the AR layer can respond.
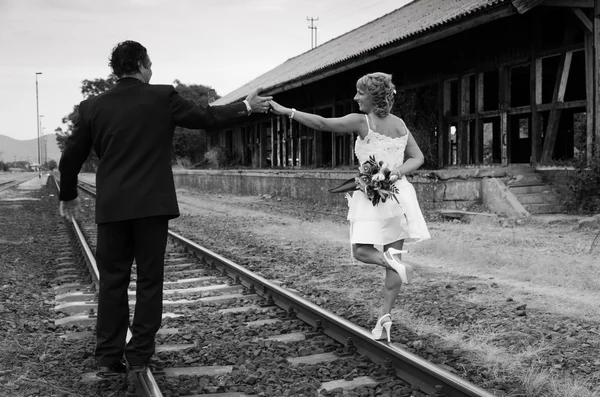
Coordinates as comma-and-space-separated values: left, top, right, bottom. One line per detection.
212, 0, 511, 106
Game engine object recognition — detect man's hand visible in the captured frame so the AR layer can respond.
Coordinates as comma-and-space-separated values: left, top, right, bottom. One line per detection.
59, 198, 81, 221
245, 86, 273, 114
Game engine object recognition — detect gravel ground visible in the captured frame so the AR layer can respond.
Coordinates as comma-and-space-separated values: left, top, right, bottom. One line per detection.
170, 189, 600, 397
1, 175, 599, 397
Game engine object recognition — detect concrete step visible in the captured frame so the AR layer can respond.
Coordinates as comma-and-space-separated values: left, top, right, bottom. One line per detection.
515, 193, 561, 205
524, 203, 564, 214
509, 184, 554, 195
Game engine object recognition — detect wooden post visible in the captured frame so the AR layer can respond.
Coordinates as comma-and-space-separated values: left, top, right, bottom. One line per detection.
443, 80, 452, 165
456, 77, 464, 163
437, 79, 445, 167
530, 15, 542, 164
270, 118, 275, 168
475, 73, 484, 164
259, 120, 267, 168
594, 0, 600, 159
331, 101, 337, 168
585, 32, 595, 164
241, 126, 246, 165
282, 116, 288, 167
499, 66, 509, 165
276, 117, 281, 166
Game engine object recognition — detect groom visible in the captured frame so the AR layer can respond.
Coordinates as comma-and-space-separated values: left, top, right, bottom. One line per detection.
58, 40, 272, 376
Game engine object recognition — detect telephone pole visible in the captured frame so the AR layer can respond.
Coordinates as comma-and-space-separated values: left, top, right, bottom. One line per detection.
35, 72, 42, 168
307, 17, 319, 49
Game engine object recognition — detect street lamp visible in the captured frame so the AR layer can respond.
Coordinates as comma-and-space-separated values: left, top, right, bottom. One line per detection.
39, 114, 44, 170
35, 72, 42, 170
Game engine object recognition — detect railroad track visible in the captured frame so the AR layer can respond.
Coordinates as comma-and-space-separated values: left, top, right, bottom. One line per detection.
0, 178, 24, 192
51, 174, 496, 397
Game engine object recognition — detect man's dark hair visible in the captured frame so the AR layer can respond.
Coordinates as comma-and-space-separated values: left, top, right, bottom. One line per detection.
109, 41, 149, 77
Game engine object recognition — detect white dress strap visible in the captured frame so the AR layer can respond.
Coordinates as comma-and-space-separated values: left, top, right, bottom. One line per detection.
364, 114, 371, 131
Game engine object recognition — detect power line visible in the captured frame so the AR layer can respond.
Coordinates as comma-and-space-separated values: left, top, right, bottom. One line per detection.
307, 16, 319, 49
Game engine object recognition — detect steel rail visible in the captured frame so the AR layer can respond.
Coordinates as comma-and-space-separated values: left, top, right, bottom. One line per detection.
51, 175, 162, 397
169, 230, 496, 397
0, 178, 32, 192
62, 174, 495, 397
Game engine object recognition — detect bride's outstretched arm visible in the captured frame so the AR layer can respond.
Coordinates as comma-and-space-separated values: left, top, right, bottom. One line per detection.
269, 100, 364, 135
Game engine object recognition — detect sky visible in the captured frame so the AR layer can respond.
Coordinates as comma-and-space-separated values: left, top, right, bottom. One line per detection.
0, 0, 413, 141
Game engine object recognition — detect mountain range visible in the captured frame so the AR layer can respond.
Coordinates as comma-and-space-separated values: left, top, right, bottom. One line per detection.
0, 134, 62, 164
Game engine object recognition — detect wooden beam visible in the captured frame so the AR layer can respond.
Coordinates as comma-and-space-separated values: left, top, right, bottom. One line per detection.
557, 51, 573, 102
541, 52, 568, 162
544, 0, 592, 7
537, 100, 587, 110
572, 8, 593, 33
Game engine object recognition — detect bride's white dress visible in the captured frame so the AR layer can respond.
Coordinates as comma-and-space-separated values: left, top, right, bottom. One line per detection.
347, 115, 430, 245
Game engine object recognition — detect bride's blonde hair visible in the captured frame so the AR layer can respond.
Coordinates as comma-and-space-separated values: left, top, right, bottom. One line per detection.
356, 72, 396, 117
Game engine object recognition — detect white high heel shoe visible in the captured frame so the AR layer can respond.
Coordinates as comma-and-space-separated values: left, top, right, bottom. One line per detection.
383, 248, 413, 285
371, 313, 392, 342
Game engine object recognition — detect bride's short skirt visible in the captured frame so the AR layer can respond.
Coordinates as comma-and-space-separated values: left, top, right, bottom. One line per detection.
347, 177, 430, 246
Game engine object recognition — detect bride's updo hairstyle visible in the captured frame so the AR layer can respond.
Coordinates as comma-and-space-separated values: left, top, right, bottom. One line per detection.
356, 72, 396, 117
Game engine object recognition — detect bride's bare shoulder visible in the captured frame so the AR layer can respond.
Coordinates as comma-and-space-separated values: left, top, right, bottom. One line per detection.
390, 115, 408, 137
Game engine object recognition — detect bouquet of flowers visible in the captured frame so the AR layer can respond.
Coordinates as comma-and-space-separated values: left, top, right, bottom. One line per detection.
329, 155, 400, 206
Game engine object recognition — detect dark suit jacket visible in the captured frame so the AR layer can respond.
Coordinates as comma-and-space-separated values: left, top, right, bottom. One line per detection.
58, 77, 248, 224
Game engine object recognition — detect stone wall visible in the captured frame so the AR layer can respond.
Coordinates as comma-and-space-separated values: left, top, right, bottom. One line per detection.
173, 167, 528, 212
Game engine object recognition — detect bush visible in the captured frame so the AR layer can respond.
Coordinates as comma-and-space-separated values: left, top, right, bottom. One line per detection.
562, 156, 600, 215
204, 146, 228, 168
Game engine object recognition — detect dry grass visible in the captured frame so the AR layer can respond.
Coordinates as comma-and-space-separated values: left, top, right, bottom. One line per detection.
414, 222, 599, 292
392, 309, 600, 397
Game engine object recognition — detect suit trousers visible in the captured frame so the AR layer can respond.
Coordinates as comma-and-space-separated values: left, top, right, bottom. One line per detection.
95, 216, 169, 366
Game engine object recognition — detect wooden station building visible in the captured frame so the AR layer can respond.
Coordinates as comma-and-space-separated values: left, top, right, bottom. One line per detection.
209, 0, 598, 170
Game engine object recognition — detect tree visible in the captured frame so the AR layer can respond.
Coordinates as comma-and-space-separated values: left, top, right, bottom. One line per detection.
46, 159, 57, 170
56, 77, 117, 172
172, 80, 221, 165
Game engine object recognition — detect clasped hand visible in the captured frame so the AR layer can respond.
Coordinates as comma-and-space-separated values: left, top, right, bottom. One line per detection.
245, 86, 273, 113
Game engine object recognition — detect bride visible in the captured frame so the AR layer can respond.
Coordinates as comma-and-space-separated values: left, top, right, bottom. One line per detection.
268, 72, 430, 342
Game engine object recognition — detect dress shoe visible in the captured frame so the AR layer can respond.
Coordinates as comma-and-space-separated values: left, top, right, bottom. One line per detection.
371, 313, 392, 342
128, 364, 148, 373
97, 361, 127, 378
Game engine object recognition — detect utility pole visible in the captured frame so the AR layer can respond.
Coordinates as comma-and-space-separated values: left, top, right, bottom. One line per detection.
35, 72, 42, 169
307, 17, 319, 49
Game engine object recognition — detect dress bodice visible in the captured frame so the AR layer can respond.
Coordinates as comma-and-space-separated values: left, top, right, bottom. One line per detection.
354, 116, 409, 170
